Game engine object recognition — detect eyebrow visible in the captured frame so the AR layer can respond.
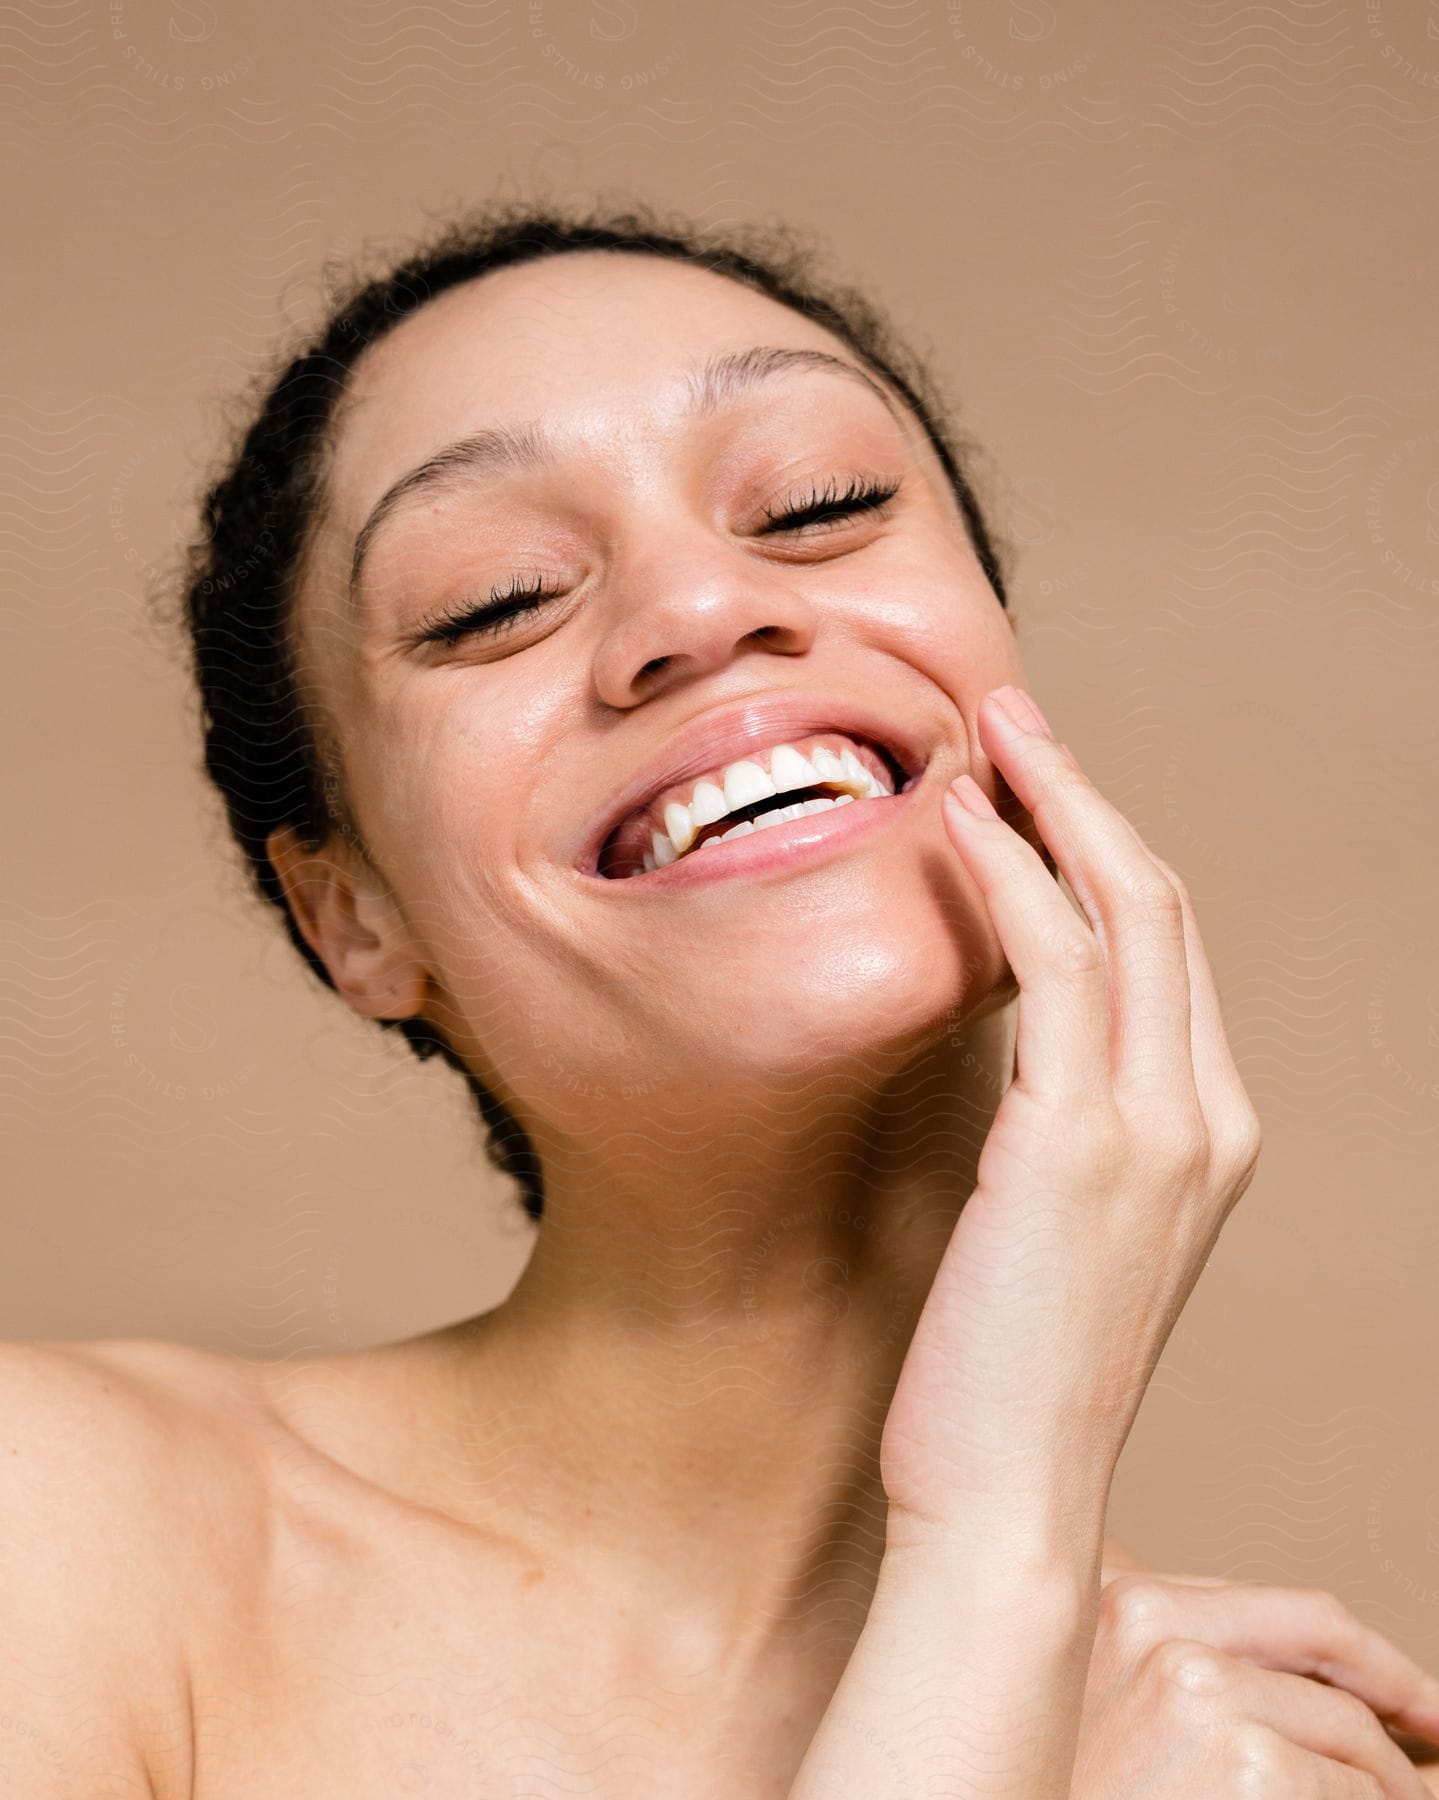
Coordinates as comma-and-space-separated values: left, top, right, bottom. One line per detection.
346, 345, 903, 612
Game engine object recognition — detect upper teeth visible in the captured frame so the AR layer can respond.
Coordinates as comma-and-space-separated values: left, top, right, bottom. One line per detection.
643, 738, 894, 871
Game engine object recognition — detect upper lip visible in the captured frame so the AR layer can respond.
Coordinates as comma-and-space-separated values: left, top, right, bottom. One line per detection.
574, 690, 934, 877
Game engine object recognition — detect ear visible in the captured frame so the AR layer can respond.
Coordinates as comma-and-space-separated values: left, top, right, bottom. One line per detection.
266, 824, 429, 1021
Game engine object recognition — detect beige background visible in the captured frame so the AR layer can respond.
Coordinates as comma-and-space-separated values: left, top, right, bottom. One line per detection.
3, 0, 1438, 1661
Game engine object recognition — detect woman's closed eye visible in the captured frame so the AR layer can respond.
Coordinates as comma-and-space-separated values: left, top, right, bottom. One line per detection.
406, 472, 904, 651
756, 472, 901, 537
412, 569, 569, 649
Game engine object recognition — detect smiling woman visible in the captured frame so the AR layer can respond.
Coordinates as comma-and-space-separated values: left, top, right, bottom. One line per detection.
183, 203, 1012, 1231
7, 197, 1439, 1799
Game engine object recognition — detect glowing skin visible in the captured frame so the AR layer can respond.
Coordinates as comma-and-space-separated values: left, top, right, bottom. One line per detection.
275, 250, 1024, 1180
251, 249, 1040, 1779
4, 251, 1438, 1798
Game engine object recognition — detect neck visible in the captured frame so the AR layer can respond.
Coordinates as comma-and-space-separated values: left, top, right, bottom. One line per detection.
421, 997, 1017, 1680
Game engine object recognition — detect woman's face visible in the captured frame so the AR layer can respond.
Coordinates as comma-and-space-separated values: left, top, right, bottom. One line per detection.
289, 250, 1023, 1135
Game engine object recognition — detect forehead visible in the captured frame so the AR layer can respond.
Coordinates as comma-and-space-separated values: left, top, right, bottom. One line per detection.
322, 251, 889, 534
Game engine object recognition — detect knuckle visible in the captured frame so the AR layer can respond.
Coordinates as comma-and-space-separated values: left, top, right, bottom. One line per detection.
1118, 865, 1184, 920
1111, 886, 1189, 957
1223, 1720, 1282, 1793
1044, 925, 1104, 981
1149, 855, 1192, 907
1099, 1574, 1171, 1646
1217, 1108, 1263, 1182
1146, 1636, 1229, 1697
1145, 1111, 1212, 1179
1294, 1584, 1352, 1634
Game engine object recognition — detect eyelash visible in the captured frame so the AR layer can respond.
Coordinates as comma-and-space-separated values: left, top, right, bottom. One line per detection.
756, 472, 901, 534
410, 474, 902, 649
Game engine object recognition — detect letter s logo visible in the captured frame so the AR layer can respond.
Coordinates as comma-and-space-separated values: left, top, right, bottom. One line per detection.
590, 0, 637, 43
804, 1257, 851, 1327
1008, 0, 1055, 43
169, 0, 216, 43
168, 983, 219, 1054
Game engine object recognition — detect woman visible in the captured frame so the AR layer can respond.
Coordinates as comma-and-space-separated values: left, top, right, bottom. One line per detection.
6, 201, 1438, 1798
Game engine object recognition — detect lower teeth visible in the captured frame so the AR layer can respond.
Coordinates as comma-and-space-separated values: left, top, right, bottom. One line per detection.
691, 791, 855, 856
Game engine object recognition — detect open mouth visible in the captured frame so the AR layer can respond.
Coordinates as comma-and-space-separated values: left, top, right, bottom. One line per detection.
595, 729, 919, 880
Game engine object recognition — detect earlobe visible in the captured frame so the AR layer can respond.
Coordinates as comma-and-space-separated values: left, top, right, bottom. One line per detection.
265, 823, 428, 1022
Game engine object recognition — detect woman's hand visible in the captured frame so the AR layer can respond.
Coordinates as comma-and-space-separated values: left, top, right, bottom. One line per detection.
881, 685, 1263, 1541
1073, 1569, 1439, 1797
790, 687, 1267, 1797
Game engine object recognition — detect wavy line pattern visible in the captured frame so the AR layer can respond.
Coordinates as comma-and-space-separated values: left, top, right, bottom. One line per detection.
1147, 0, 1439, 151
2, 1, 1438, 1786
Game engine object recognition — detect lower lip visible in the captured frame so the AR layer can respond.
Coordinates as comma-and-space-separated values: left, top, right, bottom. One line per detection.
594, 778, 924, 892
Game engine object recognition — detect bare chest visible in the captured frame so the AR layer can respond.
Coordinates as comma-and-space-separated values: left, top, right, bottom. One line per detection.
189, 1682, 802, 1800
181, 1513, 820, 1800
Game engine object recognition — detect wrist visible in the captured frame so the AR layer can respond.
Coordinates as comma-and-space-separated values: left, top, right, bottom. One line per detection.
868, 1527, 1097, 1683
883, 1454, 1116, 1567
883, 1502, 1106, 1595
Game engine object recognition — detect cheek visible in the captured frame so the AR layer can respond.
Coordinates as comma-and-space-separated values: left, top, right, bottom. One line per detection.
355, 678, 594, 1000
849, 543, 1019, 704
341, 676, 519, 940
911, 581, 1020, 689
357, 659, 501, 822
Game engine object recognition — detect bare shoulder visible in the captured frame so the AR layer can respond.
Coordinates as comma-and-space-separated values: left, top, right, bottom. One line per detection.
0, 1332, 274, 1505
0, 1336, 273, 1797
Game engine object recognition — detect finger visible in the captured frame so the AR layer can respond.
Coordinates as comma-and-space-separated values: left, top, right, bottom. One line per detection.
941, 774, 1110, 1104
1148, 853, 1263, 1177
1102, 1563, 1233, 1588
1255, 1733, 1416, 1797
1230, 1664, 1430, 1799
1386, 1723, 1439, 1770
1147, 1580, 1439, 1743
975, 688, 1198, 1112
1018, 748, 1245, 1139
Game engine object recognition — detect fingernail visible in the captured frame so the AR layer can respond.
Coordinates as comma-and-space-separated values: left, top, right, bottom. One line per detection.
947, 773, 1000, 820
990, 686, 1053, 739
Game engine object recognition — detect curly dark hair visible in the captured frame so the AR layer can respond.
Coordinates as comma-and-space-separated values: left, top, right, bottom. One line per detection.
178, 195, 1012, 1226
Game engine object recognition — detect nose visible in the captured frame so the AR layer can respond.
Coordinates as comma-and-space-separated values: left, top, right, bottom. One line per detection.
589, 535, 821, 710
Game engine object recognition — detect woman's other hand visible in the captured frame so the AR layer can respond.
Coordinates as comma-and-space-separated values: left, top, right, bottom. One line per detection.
881, 686, 1263, 1543
1073, 1570, 1439, 1797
